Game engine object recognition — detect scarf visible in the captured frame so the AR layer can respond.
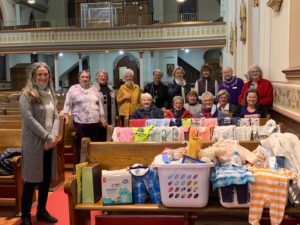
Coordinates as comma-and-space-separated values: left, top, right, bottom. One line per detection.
173, 109, 183, 119
201, 105, 217, 118
201, 107, 212, 118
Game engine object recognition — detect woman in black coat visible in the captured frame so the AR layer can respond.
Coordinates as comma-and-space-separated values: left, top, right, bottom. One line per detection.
167, 66, 191, 109
131, 93, 164, 119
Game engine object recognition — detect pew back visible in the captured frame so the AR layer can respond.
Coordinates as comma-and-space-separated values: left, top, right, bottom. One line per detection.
83, 139, 187, 170
0, 129, 22, 152
0, 121, 22, 129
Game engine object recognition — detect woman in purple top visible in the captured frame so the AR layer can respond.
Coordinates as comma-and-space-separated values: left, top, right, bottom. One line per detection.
219, 66, 244, 105
239, 89, 269, 118
63, 70, 106, 164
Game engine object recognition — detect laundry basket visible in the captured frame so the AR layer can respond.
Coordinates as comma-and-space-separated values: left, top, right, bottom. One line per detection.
155, 163, 213, 207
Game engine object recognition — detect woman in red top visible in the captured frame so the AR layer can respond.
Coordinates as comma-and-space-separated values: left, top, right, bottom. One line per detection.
164, 96, 193, 119
238, 65, 273, 108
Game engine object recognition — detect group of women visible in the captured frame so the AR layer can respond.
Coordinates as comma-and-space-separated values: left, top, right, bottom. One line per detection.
18, 61, 273, 225
116, 64, 273, 122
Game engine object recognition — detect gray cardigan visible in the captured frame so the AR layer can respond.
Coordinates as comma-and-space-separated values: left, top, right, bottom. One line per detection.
19, 92, 59, 183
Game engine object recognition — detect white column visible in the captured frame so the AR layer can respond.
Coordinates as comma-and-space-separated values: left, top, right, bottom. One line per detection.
78, 53, 83, 72
15, 3, 21, 26
54, 54, 59, 91
252, 6, 260, 65
139, 51, 144, 90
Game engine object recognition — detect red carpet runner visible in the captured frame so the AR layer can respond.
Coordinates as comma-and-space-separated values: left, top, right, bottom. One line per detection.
14, 185, 102, 225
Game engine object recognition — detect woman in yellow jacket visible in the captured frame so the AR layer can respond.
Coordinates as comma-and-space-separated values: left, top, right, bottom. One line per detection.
117, 68, 141, 126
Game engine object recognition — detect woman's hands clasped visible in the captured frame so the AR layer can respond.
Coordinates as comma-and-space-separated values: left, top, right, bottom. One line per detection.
44, 136, 58, 151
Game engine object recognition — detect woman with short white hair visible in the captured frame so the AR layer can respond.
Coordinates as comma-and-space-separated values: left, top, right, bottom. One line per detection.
93, 69, 118, 126
195, 91, 224, 119
116, 68, 141, 125
130, 93, 164, 119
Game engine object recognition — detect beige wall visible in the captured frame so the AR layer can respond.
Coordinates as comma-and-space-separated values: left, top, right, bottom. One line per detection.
263, 0, 290, 82
289, 0, 300, 68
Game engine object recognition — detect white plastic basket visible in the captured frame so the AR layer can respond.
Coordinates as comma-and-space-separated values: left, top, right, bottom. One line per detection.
155, 163, 213, 207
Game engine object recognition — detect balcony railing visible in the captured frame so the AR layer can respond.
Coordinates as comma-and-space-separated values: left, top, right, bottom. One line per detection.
0, 13, 222, 31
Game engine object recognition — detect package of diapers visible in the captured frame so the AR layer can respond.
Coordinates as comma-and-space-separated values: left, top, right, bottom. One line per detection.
101, 169, 132, 205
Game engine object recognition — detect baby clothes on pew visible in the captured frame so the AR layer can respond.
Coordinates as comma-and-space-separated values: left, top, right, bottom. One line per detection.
112, 127, 134, 142
148, 126, 184, 142
133, 125, 153, 142
220, 183, 249, 204
130, 119, 147, 127
211, 166, 255, 190
212, 125, 236, 140
248, 168, 297, 225
189, 126, 211, 141
234, 126, 253, 141
146, 119, 171, 127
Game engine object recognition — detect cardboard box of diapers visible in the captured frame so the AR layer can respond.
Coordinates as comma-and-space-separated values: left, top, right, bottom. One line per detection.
102, 169, 132, 205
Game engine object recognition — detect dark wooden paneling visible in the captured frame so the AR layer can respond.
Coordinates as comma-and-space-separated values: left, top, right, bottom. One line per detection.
271, 109, 300, 136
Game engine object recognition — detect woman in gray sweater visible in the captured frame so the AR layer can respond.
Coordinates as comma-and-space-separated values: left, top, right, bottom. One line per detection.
19, 62, 59, 225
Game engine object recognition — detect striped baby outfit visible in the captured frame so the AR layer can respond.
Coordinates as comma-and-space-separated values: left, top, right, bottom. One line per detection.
249, 168, 296, 225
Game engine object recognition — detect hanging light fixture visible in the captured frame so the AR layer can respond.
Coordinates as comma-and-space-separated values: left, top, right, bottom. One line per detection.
28, 0, 35, 4
176, 0, 186, 3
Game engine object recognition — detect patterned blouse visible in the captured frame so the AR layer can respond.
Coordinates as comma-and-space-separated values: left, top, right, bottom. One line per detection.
63, 84, 104, 124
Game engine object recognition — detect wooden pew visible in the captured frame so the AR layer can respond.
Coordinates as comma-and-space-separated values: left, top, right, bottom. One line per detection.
65, 140, 187, 225
0, 121, 22, 129
64, 139, 299, 225
0, 115, 22, 121
0, 116, 65, 213
71, 124, 115, 170
0, 128, 24, 213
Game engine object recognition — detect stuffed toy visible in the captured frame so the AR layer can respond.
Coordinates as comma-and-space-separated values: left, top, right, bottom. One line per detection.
165, 147, 187, 161
151, 146, 187, 166
198, 138, 231, 163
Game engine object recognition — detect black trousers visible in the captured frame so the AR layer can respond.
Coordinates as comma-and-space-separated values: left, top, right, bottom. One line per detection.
21, 149, 52, 218
73, 122, 106, 165
220, 183, 248, 204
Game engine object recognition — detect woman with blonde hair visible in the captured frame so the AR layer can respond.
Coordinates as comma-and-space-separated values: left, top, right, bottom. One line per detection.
20, 62, 59, 225
167, 66, 191, 109
216, 89, 240, 117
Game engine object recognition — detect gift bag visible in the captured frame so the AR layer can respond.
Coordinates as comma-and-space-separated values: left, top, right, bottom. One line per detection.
130, 165, 161, 204
130, 166, 148, 203
143, 169, 161, 203
81, 163, 101, 204
75, 162, 89, 203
